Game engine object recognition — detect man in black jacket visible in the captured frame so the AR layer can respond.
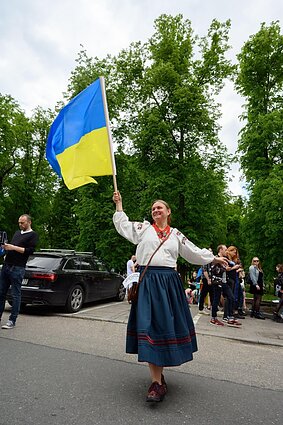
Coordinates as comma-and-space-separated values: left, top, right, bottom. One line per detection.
0, 214, 38, 329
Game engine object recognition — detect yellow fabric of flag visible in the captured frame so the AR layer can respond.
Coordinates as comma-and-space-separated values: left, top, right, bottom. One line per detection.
46, 78, 115, 189
57, 127, 112, 189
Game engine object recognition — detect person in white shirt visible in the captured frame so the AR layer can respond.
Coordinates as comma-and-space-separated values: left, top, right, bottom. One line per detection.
126, 255, 136, 276
113, 191, 227, 403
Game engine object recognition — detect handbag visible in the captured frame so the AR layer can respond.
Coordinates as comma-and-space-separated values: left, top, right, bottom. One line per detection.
127, 230, 172, 304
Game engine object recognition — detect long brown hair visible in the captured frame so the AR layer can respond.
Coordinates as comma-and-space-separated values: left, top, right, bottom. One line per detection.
226, 245, 240, 263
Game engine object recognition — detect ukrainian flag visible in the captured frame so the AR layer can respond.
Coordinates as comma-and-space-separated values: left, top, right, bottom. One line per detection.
46, 77, 115, 190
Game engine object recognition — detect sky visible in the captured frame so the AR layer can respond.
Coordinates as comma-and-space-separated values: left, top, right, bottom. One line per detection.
1, 0, 282, 196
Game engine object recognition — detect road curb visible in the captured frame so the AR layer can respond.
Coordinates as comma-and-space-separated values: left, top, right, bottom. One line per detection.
58, 312, 283, 348
196, 329, 283, 348
58, 312, 128, 324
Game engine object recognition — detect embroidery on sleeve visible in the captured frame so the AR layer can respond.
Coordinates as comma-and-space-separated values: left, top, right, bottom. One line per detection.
175, 230, 188, 244
181, 236, 188, 245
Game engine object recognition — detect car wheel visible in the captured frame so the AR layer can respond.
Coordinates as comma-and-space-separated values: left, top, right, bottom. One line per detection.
65, 285, 84, 313
116, 283, 126, 301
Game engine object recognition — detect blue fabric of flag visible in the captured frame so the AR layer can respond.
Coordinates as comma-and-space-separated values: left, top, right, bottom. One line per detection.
46, 78, 106, 178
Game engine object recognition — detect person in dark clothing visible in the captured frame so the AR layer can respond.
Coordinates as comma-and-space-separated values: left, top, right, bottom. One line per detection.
273, 264, 283, 320
0, 214, 38, 329
225, 246, 244, 319
198, 263, 213, 314
249, 257, 265, 320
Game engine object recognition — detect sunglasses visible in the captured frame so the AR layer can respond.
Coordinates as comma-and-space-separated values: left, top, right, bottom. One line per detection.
253, 260, 259, 262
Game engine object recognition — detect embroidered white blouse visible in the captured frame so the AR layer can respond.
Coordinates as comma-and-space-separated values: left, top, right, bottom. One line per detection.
113, 211, 214, 268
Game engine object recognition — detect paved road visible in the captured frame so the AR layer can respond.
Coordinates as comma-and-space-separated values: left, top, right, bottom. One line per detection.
0, 301, 282, 425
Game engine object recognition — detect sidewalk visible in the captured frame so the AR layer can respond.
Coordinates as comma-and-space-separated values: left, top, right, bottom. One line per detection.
61, 300, 283, 347
190, 304, 283, 347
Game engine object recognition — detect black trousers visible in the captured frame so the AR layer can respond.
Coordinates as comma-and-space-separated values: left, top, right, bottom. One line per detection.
198, 278, 213, 310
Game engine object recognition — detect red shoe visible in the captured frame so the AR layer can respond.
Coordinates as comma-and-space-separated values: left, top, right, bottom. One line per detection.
227, 319, 242, 327
210, 318, 224, 326
146, 381, 166, 402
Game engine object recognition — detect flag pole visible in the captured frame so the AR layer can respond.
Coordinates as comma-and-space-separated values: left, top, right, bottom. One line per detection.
100, 76, 118, 193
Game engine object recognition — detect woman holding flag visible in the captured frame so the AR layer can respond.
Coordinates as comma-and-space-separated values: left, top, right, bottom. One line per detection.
113, 191, 227, 403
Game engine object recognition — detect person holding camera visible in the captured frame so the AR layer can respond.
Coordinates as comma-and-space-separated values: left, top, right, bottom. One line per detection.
210, 244, 241, 327
0, 214, 38, 329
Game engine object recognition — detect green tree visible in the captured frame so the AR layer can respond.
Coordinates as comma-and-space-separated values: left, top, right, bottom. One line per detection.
5, 107, 57, 245
241, 167, 283, 281
0, 94, 28, 230
0, 96, 58, 244
117, 15, 233, 256
236, 21, 283, 281
225, 196, 246, 256
236, 21, 283, 183
48, 181, 79, 249
61, 15, 235, 275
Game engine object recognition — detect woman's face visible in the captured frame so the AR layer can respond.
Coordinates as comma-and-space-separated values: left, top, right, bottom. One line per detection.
151, 202, 171, 223
229, 247, 238, 258
252, 258, 260, 267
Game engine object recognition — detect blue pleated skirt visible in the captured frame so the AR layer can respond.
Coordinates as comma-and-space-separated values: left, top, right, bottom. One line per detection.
126, 266, 198, 367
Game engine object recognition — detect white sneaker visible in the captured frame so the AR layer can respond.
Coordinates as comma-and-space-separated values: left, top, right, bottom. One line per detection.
2, 320, 15, 329
199, 309, 210, 315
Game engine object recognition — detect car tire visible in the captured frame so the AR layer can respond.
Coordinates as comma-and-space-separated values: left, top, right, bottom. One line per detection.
65, 285, 84, 313
116, 283, 126, 301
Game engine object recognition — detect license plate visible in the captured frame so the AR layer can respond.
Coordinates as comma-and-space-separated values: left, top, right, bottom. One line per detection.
22, 278, 29, 286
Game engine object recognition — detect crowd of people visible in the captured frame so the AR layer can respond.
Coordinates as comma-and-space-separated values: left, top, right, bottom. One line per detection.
186, 246, 266, 327
187, 251, 283, 325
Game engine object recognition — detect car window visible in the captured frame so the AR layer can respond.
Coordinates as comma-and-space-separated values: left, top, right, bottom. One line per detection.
93, 258, 108, 272
64, 258, 81, 270
26, 256, 62, 270
80, 257, 96, 271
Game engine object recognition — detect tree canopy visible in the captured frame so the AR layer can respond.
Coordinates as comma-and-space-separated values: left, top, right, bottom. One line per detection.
1, 15, 282, 284
236, 21, 283, 279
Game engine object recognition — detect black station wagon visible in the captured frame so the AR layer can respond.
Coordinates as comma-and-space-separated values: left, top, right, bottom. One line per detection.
7, 249, 125, 313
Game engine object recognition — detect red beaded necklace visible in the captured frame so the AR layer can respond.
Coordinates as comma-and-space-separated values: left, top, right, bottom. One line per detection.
152, 223, 171, 240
